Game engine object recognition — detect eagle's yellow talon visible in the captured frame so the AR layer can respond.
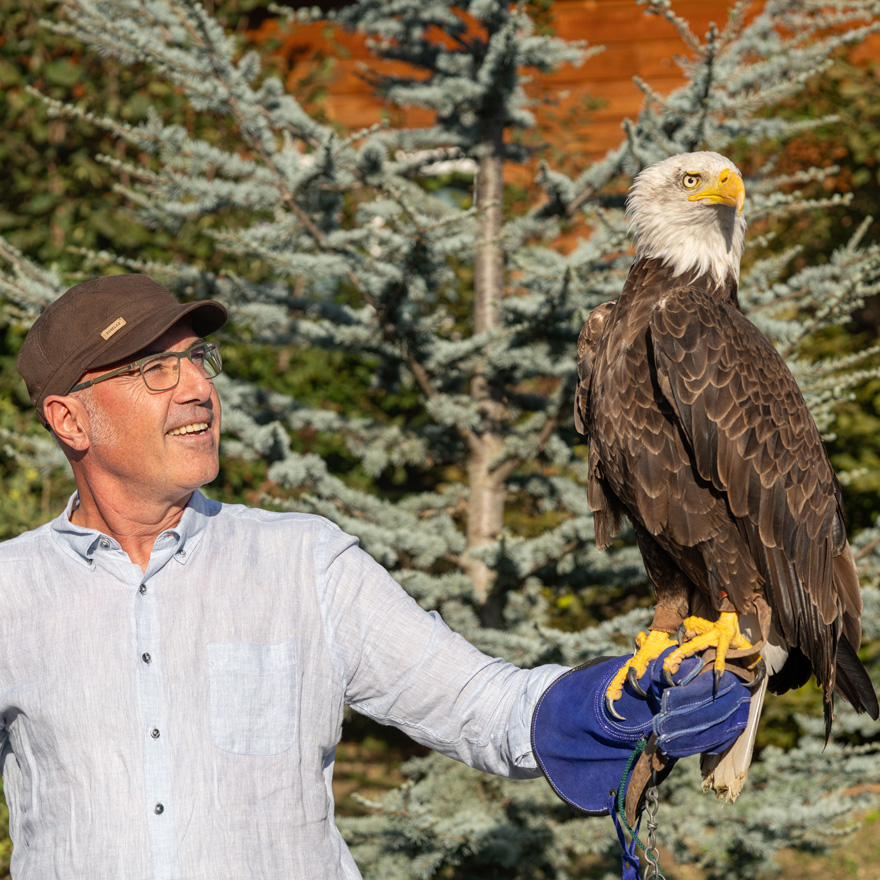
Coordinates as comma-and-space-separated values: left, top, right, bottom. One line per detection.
662, 611, 752, 681
605, 629, 679, 718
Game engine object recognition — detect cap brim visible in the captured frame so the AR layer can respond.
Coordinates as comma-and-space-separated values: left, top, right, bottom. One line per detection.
86, 299, 227, 370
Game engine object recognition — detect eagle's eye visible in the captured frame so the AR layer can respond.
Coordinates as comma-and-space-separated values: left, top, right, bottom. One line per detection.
681, 173, 701, 189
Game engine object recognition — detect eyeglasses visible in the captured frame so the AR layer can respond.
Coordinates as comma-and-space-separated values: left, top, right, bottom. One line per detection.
69, 342, 222, 394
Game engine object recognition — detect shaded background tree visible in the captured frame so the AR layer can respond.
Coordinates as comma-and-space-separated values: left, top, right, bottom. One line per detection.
1, 0, 880, 877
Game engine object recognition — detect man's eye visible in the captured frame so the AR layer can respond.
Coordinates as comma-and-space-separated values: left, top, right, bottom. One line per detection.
682, 174, 701, 189
143, 358, 174, 374
190, 347, 208, 366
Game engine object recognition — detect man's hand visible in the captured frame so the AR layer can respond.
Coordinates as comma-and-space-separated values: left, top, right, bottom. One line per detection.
531, 650, 751, 816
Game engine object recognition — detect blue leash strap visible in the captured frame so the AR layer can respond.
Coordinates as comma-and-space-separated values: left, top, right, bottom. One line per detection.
608, 737, 645, 880
609, 788, 641, 880
609, 737, 665, 880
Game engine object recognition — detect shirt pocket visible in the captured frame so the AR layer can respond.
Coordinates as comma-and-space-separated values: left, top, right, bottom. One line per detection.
207, 641, 298, 756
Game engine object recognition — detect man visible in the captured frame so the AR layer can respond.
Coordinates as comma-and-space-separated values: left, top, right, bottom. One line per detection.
3, 274, 747, 879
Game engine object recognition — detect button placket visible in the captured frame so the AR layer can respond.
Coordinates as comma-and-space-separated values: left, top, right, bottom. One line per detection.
134, 574, 180, 873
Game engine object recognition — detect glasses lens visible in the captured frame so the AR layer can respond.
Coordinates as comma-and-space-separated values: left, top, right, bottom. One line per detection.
197, 343, 222, 379
141, 353, 181, 392
139, 343, 222, 391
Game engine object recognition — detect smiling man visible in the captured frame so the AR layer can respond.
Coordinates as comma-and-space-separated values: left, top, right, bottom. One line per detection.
40, 305, 224, 568
1, 274, 751, 880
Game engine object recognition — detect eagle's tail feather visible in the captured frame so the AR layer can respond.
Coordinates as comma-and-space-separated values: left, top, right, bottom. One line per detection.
699, 670, 768, 803
834, 633, 879, 721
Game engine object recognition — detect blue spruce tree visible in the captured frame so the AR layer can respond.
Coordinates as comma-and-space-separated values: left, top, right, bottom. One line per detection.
2, 0, 880, 876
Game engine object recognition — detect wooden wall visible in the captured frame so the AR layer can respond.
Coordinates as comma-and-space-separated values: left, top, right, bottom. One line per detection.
253, 1, 879, 161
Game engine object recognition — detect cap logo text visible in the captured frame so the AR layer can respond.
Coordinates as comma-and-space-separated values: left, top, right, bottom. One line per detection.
100, 317, 127, 340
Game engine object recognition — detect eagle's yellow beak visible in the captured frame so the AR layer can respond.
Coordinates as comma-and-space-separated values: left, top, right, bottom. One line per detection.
688, 171, 745, 214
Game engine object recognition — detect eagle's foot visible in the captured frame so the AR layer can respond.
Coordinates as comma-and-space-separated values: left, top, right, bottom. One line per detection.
605, 629, 679, 720
662, 611, 753, 687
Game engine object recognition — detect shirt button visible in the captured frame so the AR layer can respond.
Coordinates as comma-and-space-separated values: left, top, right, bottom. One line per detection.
150, 728, 160, 739
142, 653, 152, 664
177, 549, 187, 559
139, 584, 147, 595
154, 804, 164, 815
99, 539, 110, 549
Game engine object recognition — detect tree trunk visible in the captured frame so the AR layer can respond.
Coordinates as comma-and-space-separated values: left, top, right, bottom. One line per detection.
465, 119, 507, 624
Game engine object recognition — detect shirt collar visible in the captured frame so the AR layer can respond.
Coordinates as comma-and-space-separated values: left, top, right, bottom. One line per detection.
50, 489, 219, 574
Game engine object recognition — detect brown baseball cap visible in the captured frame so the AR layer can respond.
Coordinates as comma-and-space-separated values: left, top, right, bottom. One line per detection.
18, 274, 228, 427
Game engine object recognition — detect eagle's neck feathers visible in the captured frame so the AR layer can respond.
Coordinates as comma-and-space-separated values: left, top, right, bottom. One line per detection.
628, 257, 740, 308
629, 201, 745, 286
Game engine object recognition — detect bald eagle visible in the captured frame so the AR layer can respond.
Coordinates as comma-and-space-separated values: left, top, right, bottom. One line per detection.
576, 151, 878, 801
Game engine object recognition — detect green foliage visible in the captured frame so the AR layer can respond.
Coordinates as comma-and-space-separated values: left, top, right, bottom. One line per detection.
0, 783, 9, 880
4, 0, 177, 270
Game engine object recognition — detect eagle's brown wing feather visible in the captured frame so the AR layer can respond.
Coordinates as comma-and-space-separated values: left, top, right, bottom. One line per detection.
574, 301, 616, 435
648, 286, 872, 718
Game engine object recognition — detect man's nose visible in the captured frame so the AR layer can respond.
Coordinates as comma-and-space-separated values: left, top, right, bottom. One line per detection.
175, 354, 214, 401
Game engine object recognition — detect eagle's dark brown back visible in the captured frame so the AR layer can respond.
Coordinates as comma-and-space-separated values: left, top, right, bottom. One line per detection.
579, 257, 878, 725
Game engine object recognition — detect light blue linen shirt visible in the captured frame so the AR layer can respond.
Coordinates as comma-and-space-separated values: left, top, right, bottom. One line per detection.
0, 490, 566, 879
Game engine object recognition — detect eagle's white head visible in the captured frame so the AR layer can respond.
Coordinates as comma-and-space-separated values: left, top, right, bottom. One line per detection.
626, 151, 747, 285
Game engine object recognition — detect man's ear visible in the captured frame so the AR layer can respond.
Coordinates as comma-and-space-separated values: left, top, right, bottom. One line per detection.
43, 395, 91, 452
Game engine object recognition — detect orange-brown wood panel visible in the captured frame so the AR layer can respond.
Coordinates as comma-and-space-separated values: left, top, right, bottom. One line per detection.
255, 1, 880, 161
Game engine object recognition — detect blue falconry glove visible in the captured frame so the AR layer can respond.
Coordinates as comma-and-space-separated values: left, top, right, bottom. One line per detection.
530, 648, 752, 816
